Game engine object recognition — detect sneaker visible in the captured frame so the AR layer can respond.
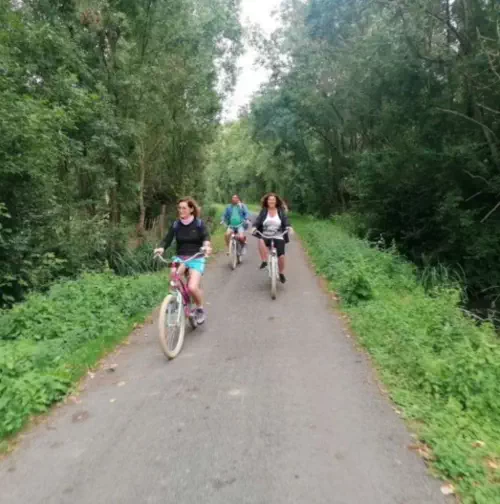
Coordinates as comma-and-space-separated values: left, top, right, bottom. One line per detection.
259, 261, 268, 270
279, 273, 286, 284
195, 307, 206, 325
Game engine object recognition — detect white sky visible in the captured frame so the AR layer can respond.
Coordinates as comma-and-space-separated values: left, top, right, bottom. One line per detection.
222, 0, 281, 121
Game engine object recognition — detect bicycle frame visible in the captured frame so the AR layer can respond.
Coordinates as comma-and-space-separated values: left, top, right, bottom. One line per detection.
155, 251, 205, 318
171, 269, 194, 319
230, 228, 244, 250
253, 229, 288, 299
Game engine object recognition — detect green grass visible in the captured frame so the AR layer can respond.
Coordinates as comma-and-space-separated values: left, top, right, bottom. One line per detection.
0, 271, 169, 441
246, 202, 261, 213
295, 215, 500, 504
203, 204, 225, 253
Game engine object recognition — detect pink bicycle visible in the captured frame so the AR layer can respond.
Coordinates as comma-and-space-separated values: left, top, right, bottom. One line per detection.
154, 250, 205, 359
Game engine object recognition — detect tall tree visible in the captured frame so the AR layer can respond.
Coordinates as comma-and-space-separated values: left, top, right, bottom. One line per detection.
210, 0, 500, 311
0, 0, 241, 305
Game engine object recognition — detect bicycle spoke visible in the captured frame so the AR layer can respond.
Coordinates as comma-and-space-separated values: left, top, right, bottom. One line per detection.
166, 301, 181, 351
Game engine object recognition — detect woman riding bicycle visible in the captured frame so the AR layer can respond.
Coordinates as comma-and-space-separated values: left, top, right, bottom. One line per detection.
252, 193, 292, 284
154, 197, 212, 324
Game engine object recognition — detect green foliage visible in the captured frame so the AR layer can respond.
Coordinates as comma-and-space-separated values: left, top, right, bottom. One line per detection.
205, 118, 278, 203
110, 242, 159, 276
0, 0, 242, 306
201, 203, 219, 230
205, 0, 500, 313
0, 271, 168, 439
295, 216, 500, 503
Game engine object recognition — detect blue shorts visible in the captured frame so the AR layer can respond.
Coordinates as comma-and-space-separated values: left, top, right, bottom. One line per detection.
173, 256, 206, 275
227, 225, 245, 234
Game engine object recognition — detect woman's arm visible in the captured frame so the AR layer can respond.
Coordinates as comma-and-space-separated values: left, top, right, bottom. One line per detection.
241, 204, 249, 221
280, 210, 290, 229
280, 209, 293, 238
252, 209, 266, 231
154, 223, 175, 255
200, 221, 212, 256
160, 224, 175, 249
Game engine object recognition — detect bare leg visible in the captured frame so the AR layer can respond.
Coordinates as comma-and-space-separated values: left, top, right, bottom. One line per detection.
238, 231, 246, 253
171, 264, 186, 281
224, 229, 231, 253
258, 239, 269, 262
278, 255, 285, 274
188, 270, 203, 307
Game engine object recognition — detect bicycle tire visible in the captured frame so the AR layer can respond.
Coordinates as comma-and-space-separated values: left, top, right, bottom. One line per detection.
158, 294, 186, 359
237, 240, 243, 264
270, 255, 277, 300
231, 239, 237, 270
188, 306, 198, 330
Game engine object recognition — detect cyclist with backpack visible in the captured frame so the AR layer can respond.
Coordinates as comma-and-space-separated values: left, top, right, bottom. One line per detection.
222, 194, 250, 255
154, 197, 211, 324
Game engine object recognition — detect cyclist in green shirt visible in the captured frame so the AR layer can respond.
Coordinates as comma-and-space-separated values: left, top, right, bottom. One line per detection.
222, 194, 249, 255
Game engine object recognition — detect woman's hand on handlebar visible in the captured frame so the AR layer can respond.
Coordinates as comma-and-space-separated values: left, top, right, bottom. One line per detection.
154, 247, 165, 257
202, 242, 212, 257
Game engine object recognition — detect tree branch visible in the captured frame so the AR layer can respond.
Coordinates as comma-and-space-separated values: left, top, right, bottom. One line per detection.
436, 107, 499, 142
464, 170, 492, 187
465, 191, 483, 202
478, 103, 500, 115
481, 201, 500, 223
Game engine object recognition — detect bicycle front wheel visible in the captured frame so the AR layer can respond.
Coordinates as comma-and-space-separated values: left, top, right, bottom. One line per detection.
270, 255, 277, 300
158, 294, 186, 359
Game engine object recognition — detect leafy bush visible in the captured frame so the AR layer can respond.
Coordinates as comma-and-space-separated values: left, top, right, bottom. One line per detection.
295, 216, 500, 504
0, 271, 167, 439
201, 202, 221, 234
110, 242, 160, 276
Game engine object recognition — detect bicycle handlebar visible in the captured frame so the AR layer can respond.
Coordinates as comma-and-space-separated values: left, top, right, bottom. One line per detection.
154, 249, 207, 265
252, 229, 289, 240
221, 220, 252, 227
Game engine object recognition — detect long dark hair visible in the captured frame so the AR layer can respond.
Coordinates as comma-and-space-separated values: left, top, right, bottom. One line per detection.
261, 192, 284, 209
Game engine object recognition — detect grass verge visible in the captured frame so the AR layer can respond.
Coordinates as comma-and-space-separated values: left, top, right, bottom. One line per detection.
0, 271, 169, 443
294, 215, 500, 504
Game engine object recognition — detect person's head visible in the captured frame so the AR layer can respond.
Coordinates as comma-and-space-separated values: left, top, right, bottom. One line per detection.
231, 194, 240, 205
261, 192, 284, 210
177, 197, 200, 219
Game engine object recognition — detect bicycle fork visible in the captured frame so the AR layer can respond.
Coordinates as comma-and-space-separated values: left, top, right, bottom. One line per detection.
168, 290, 190, 326
268, 250, 278, 278
166, 291, 182, 327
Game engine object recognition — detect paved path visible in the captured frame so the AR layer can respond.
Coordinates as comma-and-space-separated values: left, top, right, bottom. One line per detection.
0, 237, 449, 504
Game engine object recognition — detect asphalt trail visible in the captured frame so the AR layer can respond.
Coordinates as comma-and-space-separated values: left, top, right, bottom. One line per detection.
0, 235, 449, 504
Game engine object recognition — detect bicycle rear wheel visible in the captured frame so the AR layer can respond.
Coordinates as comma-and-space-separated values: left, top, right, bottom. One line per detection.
270, 254, 277, 300
188, 303, 198, 330
237, 241, 242, 265
158, 294, 186, 359
231, 239, 237, 270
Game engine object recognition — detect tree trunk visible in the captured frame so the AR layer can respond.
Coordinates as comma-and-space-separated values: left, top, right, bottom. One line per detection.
137, 158, 146, 236
159, 204, 167, 240
110, 182, 120, 226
